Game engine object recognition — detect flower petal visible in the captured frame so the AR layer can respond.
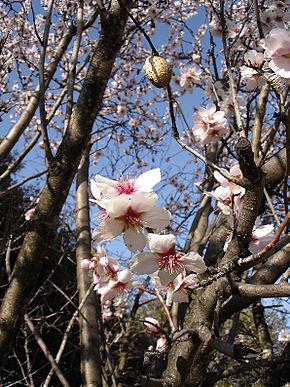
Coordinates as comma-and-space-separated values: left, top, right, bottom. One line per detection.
131, 252, 159, 274
92, 218, 123, 242
141, 207, 171, 229
130, 192, 158, 212
135, 168, 161, 191
158, 269, 180, 286
147, 233, 175, 253
124, 228, 146, 252
180, 252, 207, 273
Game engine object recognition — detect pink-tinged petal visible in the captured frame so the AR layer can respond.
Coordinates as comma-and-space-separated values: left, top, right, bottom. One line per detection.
147, 233, 175, 253
214, 185, 232, 200
150, 273, 165, 290
229, 164, 242, 178
130, 192, 158, 212
106, 195, 130, 217
124, 228, 146, 252
181, 252, 207, 273
91, 175, 118, 203
80, 259, 91, 270
117, 268, 132, 283
158, 269, 180, 286
131, 252, 159, 274
92, 218, 124, 242
144, 317, 162, 333
141, 207, 171, 229
135, 168, 161, 191
213, 170, 228, 186
98, 283, 118, 303
184, 274, 198, 288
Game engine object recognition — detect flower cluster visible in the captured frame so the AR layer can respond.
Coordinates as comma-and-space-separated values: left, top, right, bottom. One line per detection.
208, 164, 245, 217
82, 169, 207, 310
192, 104, 229, 144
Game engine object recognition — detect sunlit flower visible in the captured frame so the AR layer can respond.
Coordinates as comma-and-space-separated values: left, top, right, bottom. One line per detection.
249, 224, 275, 254
240, 50, 266, 90
262, 28, 290, 78
179, 66, 202, 90
166, 272, 198, 305
214, 164, 244, 195
97, 269, 143, 303
91, 168, 161, 208
192, 104, 229, 144
93, 193, 171, 252
131, 233, 206, 285
80, 245, 120, 284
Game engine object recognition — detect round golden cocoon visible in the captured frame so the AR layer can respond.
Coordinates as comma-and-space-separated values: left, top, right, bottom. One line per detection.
144, 55, 172, 88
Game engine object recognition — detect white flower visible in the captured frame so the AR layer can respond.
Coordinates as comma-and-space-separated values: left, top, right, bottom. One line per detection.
131, 233, 206, 285
166, 272, 198, 305
192, 104, 229, 144
262, 28, 290, 78
93, 192, 171, 252
97, 269, 143, 303
179, 66, 202, 90
249, 224, 275, 254
90, 168, 161, 208
214, 164, 244, 195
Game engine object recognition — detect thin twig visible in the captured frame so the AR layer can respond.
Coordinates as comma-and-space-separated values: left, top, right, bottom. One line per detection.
166, 85, 245, 188
24, 314, 71, 387
117, 0, 159, 55
64, 0, 84, 132
43, 283, 94, 387
219, 0, 244, 134
263, 187, 281, 226
0, 169, 47, 198
38, 0, 54, 162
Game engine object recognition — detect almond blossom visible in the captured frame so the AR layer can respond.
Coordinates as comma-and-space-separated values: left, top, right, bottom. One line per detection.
240, 50, 266, 90
179, 65, 202, 91
93, 192, 171, 252
260, 2, 290, 33
224, 223, 275, 254
97, 269, 144, 303
90, 168, 161, 208
166, 272, 198, 305
249, 224, 275, 254
131, 233, 206, 285
208, 164, 245, 217
262, 28, 290, 78
80, 245, 120, 285
192, 103, 229, 144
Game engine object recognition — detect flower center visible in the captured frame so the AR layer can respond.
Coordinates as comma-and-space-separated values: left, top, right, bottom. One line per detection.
159, 250, 184, 275
123, 207, 142, 229
116, 178, 136, 195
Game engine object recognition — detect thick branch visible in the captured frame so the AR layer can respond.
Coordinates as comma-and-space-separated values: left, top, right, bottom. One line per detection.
237, 283, 290, 298
0, 0, 131, 368
76, 149, 103, 386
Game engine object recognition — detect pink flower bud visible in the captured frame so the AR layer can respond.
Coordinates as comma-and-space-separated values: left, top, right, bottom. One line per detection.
99, 256, 109, 267
80, 259, 91, 270
143, 317, 162, 333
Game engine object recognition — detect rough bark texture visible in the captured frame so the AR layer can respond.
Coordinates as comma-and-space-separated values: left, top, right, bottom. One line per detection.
0, 0, 131, 368
76, 151, 103, 386
162, 138, 265, 386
